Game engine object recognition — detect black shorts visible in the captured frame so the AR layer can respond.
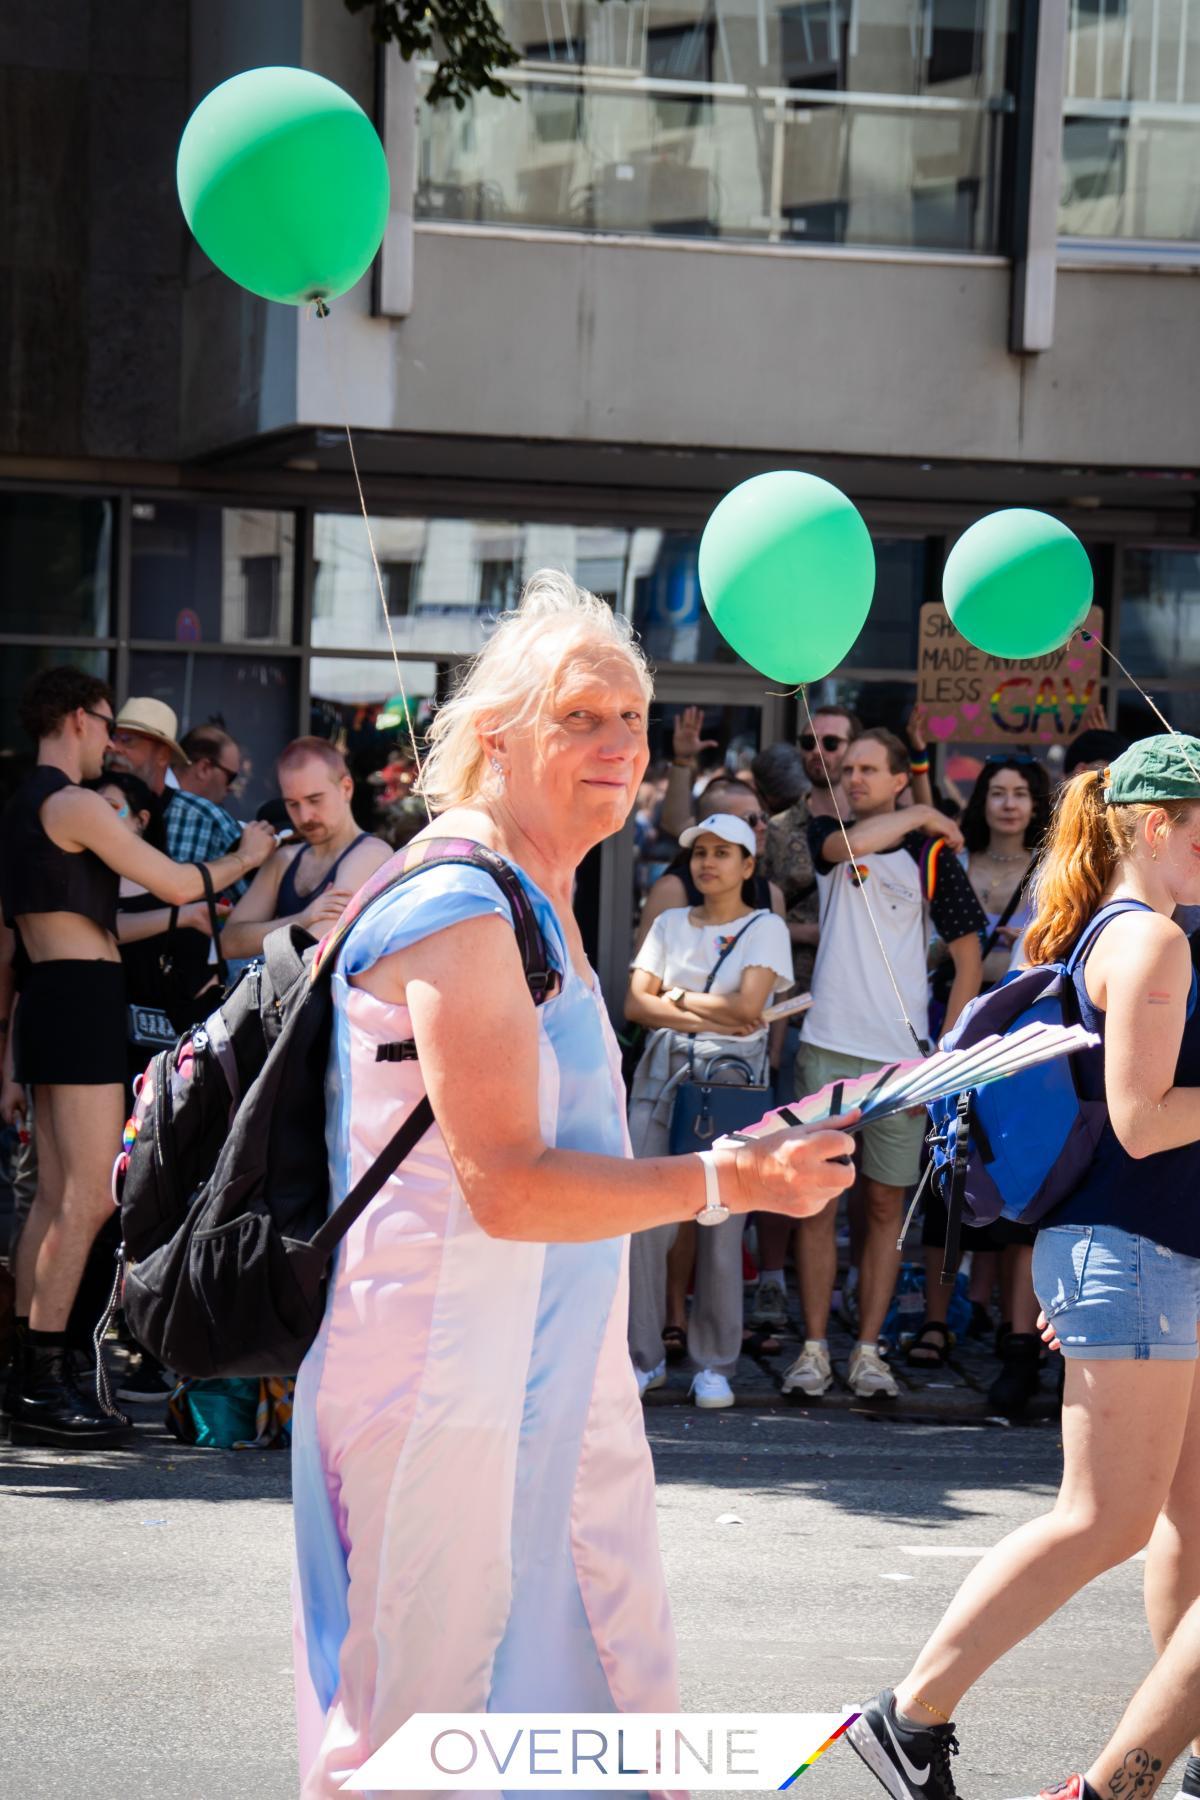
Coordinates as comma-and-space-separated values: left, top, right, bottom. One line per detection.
14, 960, 127, 1085
921, 1185, 1036, 1252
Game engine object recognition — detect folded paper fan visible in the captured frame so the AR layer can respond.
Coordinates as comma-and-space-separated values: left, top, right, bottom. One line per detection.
715, 1022, 1100, 1145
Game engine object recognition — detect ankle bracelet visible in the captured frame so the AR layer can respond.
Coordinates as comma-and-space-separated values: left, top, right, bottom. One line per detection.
908, 1692, 952, 1726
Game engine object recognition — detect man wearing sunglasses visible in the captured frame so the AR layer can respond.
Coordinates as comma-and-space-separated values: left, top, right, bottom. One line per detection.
798, 705, 858, 818
167, 724, 251, 902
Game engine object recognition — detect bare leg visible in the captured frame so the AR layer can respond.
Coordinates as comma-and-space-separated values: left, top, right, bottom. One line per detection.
1144, 1337, 1200, 1755
1085, 1588, 1200, 1798
968, 1249, 997, 1308
1001, 1242, 1040, 1335
14, 1085, 64, 1317
665, 1221, 696, 1335
856, 1180, 905, 1347
895, 1356, 1196, 1722
755, 1213, 793, 1277
795, 1197, 837, 1341
848, 1184, 867, 1273
920, 1246, 955, 1325
25, 1084, 124, 1333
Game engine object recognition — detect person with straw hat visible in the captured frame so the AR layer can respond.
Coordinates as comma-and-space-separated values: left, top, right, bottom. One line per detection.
105, 696, 190, 795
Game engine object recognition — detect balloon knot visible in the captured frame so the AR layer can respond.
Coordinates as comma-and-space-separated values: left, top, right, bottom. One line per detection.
1079, 629, 1094, 642
312, 297, 330, 318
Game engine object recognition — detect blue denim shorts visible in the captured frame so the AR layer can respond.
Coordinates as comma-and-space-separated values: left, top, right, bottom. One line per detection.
1033, 1222, 1200, 1361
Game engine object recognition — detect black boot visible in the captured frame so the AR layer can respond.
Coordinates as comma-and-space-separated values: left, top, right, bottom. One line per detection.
987, 1330, 1042, 1418
1, 1316, 29, 1421
8, 1337, 132, 1448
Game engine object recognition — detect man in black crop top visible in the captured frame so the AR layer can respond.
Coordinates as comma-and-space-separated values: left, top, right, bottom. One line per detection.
222, 737, 391, 961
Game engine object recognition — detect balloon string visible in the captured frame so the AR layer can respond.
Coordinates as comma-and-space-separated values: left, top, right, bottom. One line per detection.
1077, 627, 1200, 789
311, 302, 431, 820
799, 689, 927, 1056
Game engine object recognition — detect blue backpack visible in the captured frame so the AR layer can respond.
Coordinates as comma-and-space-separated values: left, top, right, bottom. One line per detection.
925, 899, 1147, 1281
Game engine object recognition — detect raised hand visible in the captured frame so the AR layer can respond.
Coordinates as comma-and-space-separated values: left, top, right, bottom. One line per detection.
672, 706, 719, 765
906, 703, 929, 754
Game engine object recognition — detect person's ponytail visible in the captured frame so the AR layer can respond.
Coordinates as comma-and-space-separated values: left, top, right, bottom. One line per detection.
1024, 771, 1115, 965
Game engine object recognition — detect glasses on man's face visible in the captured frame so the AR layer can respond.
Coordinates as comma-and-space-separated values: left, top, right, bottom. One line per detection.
800, 733, 848, 754
741, 811, 763, 828
208, 757, 241, 791
83, 708, 117, 740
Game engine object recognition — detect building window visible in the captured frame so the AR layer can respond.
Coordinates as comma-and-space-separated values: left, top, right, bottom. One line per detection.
0, 493, 113, 637
1061, 0, 1200, 243
130, 503, 295, 645
414, 0, 1017, 249
242, 554, 281, 640
478, 557, 522, 612
383, 560, 421, 618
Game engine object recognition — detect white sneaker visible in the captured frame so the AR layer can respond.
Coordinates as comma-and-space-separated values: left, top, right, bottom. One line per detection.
781, 1341, 833, 1396
636, 1360, 666, 1397
747, 1279, 789, 1330
690, 1369, 735, 1409
848, 1342, 899, 1398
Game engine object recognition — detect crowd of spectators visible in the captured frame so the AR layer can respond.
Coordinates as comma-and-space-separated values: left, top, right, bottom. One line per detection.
624, 699, 1127, 1412
0, 661, 1128, 1446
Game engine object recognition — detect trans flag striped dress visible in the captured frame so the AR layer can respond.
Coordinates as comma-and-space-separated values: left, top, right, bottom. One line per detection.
290, 856, 680, 1797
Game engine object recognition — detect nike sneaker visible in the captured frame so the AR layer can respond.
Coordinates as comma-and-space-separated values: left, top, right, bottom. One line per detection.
847, 1689, 962, 1800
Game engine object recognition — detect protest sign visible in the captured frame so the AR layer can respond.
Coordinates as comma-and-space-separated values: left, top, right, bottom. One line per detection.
916, 604, 1102, 745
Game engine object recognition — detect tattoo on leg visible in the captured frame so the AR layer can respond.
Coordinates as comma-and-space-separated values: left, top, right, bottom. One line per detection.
1107, 1748, 1162, 1797
1147, 991, 1173, 1005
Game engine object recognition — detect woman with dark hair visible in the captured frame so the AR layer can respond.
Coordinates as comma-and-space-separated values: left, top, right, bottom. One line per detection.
958, 755, 1052, 988
910, 755, 1053, 1411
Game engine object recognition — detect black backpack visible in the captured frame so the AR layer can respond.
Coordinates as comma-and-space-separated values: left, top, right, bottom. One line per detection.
109, 839, 554, 1381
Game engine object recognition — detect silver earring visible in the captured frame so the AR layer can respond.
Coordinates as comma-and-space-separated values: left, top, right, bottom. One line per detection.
490, 757, 505, 788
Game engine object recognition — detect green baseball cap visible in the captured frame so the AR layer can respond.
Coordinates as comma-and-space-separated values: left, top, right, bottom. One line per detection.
1103, 733, 1200, 805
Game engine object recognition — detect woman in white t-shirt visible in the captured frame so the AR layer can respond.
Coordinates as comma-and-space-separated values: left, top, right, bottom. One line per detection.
624, 813, 794, 1408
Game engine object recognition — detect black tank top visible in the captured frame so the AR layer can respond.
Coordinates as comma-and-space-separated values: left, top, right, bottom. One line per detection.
0, 766, 118, 936
277, 832, 370, 918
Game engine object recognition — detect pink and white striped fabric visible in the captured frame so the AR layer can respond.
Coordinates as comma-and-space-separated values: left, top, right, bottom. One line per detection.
291, 857, 680, 1798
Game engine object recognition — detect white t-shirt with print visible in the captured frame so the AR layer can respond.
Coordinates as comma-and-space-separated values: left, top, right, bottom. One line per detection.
633, 905, 794, 1060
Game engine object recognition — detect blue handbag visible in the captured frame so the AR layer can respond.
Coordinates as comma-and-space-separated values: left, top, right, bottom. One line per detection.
666, 912, 774, 1153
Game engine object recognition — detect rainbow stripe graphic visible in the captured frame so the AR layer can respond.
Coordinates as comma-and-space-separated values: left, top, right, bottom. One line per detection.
777, 1712, 861, 1788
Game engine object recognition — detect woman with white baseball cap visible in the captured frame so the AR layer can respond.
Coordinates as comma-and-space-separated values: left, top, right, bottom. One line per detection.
625, 812, 794, 1407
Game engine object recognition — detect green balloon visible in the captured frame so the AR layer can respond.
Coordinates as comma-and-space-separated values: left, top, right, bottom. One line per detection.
943, 509, 1093, 659
177, 67, 390, 306
698, 472, 875, 683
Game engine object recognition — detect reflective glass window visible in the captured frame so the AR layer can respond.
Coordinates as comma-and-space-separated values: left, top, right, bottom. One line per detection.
0, 494, 113, 637
0, 646, 112, 789
1062, 0, 1200, 242
313, 515, 636, 657
126, 651, 298, 819
130, 503, 295, 645
416, 0, 1016, 249
1120, 547, 1200, 678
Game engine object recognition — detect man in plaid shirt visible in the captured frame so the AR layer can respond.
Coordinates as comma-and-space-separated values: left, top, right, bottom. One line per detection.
164, 724, 249, 901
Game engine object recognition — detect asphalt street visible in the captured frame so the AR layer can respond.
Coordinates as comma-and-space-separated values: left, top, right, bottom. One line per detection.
0, 1407, 1182, 1800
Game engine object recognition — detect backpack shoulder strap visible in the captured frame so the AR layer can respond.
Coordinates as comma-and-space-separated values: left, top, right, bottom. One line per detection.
1065, 898, 1155, 975
314, 836, 556, 1007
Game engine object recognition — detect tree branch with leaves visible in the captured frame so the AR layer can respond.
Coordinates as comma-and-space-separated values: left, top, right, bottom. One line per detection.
344, 0, 524, 107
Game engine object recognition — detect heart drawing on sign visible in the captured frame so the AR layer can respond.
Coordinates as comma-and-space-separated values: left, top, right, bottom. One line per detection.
1067, 657, 1084, 672
928, 716, 958, 741
961, 703, 982, 720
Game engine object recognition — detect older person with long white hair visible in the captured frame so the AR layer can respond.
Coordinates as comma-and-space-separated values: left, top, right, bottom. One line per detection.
290, 571, 857, 1797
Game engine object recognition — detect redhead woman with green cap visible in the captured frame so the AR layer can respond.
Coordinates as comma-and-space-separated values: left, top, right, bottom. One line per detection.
850, 735, 1200, 1800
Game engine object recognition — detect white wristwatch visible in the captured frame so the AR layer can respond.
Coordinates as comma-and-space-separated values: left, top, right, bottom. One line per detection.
695, 1150, 730, 1226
